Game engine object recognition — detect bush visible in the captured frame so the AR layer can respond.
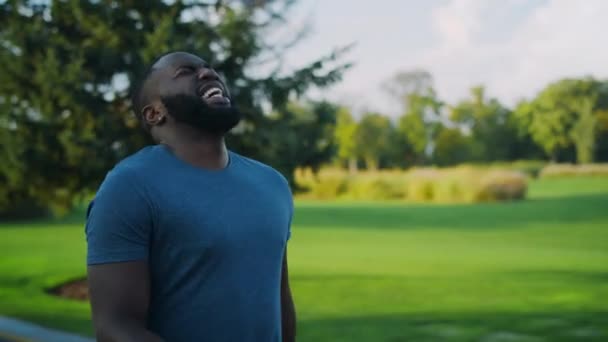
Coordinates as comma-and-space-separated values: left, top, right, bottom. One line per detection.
407, 169, 438, 202
540, 163, 608, 178
295, 166, 529, 203
348, 176, 407, 200
474, 171, 528, 202
308, 175, 351, 200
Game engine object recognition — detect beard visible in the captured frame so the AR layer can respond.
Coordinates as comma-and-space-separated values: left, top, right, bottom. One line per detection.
161, 93, 242, 135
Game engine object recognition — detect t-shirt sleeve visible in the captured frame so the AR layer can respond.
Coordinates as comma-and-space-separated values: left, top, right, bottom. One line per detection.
85, 167, 154, 265
285, 177, 294, 242
287, 196, 293, 241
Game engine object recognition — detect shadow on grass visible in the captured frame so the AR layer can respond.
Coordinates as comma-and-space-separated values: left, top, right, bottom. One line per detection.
299, 310, 608, 342
293, 194, 608, 230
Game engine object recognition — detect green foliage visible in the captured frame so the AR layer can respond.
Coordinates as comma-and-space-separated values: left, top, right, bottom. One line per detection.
514, 78, 608, 162
355, 113, 395, 170
432, 127, 472, 166
570, 98, 597, 163
384, 69, 443, 165
334, 107, 358, 171
271, 101, 340, 188
449, 86, 520, 162
0, 0, 350, 216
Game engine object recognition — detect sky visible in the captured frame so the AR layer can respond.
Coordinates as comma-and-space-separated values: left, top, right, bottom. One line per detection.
276, 0, 608, 116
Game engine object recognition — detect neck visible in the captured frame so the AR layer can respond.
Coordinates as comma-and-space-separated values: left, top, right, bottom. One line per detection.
159, 124, 229, 170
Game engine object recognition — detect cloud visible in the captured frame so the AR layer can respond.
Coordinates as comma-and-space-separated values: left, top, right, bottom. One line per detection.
415, 0, 608, 106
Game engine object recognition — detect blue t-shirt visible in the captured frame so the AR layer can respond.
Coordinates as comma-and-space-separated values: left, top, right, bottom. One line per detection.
85, 145, 293, 342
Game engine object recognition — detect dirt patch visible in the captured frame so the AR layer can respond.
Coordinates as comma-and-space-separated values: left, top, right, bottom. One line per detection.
47, 278, 89, 301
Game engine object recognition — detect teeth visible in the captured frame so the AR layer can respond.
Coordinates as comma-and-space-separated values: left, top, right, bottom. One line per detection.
203, 87, 222, 99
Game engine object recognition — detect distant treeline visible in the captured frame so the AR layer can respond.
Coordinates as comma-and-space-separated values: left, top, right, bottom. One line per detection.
322, 73, 608, 173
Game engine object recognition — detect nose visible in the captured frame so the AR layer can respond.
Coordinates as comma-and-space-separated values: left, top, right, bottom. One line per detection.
197, 67, 220, 82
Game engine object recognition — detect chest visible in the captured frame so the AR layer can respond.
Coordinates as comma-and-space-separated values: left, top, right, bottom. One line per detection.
151, 174, 290, 255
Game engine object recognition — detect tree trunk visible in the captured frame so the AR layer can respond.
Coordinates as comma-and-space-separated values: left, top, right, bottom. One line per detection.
365, 157, 379, 171
348, 158, 358, 174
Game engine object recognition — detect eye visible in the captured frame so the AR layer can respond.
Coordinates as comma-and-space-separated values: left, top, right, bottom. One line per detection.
175, 66, 196, 76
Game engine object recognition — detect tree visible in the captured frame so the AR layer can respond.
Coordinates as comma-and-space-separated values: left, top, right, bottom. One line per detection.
449, 86, 520, 162
384, 70, 443, 165
432, 127, 472, 166
355, 113, 394, 170
382, 69, 433, 110
397, 91, 443, 165
570, 98, 597, 163
513, 78, 606, 163
334, 107, 358, 172
0, 0, 350, 216
271, 100, 338, 188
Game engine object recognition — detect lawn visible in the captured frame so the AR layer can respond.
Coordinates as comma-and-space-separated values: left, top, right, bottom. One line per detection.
1, 177, 608, 341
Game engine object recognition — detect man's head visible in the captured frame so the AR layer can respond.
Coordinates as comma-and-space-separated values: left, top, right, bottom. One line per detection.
132, 52, 241, 139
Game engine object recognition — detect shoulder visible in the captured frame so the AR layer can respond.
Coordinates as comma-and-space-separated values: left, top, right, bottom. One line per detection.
94, 146, 163, 204
112, 145, 163, 174
101, 145, 163, 185
231, 152, 291, 190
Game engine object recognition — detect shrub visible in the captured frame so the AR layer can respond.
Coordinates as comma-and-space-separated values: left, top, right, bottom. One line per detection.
296, 166, 529, 203
474, 171, 528, 202
432, 168, 477, 203
308, 175, 351, 200
540, 163, 608, 178
407, 169, 438, 202
349, 176, 407, 200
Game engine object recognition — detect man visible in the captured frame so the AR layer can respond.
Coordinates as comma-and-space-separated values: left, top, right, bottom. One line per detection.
85, 51, 296, 342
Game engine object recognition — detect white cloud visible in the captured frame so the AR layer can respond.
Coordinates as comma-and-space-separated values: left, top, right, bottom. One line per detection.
415, 0, 608, 106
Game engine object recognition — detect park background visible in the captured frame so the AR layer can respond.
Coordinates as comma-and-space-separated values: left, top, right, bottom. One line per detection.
1, 0, 608, 341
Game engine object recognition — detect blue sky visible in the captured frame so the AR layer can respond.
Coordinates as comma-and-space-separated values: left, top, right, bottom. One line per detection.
274, 0, 607, 116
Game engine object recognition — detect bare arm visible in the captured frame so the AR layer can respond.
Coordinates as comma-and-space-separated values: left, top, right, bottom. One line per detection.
88, 261, 164, 342
281, 249, 296, 342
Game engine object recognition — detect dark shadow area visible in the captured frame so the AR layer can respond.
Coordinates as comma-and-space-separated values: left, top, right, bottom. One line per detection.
299, 311, 608, 342
293, 193, 608, 230
46, 277, 88, 301
504, 270, 608, 283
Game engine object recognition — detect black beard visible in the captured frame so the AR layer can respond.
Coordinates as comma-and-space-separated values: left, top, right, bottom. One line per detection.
161, 94, 242, 134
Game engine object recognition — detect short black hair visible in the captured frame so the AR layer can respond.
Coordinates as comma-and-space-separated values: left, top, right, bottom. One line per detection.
129, 53, 172, 119
130, 66, 156, 119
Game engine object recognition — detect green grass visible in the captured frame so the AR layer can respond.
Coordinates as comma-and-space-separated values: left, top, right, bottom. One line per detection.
1, 177, 608, 341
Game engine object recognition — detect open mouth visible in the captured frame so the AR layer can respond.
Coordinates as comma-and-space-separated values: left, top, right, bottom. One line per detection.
198, 82, 230, 105
202, 87, 223, 100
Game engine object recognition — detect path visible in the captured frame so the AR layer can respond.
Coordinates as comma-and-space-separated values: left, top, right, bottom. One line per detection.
0, 316, 93, 342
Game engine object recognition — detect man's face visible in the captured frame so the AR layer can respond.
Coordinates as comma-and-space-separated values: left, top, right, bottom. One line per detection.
147, 52, 241, 134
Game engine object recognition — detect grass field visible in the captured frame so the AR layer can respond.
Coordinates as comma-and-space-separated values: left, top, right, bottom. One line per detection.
1, 177, 608, 341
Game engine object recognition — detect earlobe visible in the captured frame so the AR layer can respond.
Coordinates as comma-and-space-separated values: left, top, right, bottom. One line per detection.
142, 104, 166, 126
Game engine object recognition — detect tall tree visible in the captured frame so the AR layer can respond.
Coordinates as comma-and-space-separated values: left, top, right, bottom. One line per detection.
334, 107, 358, 172
0, 0, 350, 216
271, 100, 338, 188
432, 127, 472, 166
513, 78, 606, 163
355, 113, 394, 170
449, 86, 520, 162
570, 98, 597, 163
383, 70, 443, 165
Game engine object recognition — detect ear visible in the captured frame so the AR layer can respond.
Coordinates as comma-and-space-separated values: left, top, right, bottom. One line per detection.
142, 100, 167, 126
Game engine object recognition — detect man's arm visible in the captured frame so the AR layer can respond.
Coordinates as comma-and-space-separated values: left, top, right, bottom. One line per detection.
281, 249, 296, 342
88, 261, 164, 342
